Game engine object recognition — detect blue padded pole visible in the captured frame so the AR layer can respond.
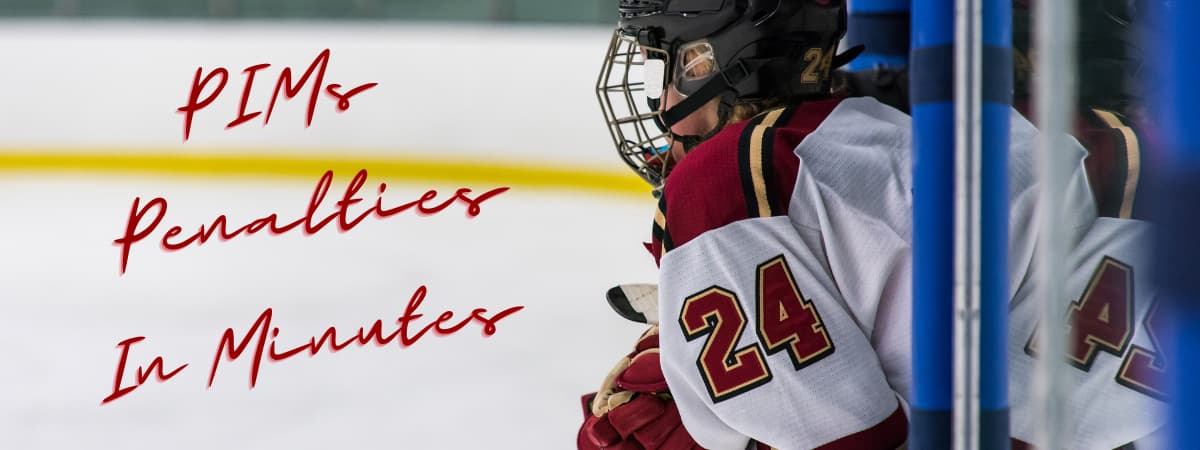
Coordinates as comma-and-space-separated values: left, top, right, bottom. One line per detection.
845, 0, 911, 70
910, 0, 954, 447
1149, 0, 1200, 447
979, 0, 1011, 448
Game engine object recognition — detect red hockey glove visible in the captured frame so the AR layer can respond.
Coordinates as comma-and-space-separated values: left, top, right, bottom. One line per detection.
577, 326, 703, 450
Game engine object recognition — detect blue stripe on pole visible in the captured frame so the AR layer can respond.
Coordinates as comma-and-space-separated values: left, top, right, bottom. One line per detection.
911, 0, 955, 446
980, 98, 1010, 448
911, 409, 953, 449
910, 45, 953, 104
980, 1, 1011, 449
911, 101, 955, 450
982, 46, 1012, 104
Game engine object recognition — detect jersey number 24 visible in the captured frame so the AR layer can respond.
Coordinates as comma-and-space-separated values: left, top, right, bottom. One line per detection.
679, 255, 836, 403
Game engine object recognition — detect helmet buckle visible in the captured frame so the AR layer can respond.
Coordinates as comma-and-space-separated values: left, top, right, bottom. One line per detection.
720, 60, 754, 86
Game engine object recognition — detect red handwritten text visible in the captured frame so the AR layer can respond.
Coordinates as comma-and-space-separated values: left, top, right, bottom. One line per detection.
113, 169, 508, 274
178, 48, 378, 141
101, 286, 523, 404
208, 285, 524, 389
101, 336, 189, 404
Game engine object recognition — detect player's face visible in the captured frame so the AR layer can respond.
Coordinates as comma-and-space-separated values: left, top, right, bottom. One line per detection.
660, 45, 722, 165
662, 85, 720, 164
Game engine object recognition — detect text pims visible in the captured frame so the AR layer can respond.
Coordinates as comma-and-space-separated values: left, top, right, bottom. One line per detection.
178, 48, 378, 141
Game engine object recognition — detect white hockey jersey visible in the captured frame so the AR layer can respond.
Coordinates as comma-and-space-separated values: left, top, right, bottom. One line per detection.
650, 96, 1163, 450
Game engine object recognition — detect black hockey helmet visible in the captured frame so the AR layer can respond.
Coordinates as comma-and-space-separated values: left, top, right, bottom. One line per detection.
597, 0, 850, 186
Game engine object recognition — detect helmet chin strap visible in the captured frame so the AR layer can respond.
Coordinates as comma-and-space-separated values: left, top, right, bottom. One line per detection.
668, 93, 734, 150
659, 58, 769, 128
655, 58, 771, 152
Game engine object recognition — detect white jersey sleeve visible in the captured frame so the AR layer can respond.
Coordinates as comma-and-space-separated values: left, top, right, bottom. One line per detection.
653, 98, 910, 450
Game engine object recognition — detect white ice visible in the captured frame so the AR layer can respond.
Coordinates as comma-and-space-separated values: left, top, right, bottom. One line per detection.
0, 174, 658, 450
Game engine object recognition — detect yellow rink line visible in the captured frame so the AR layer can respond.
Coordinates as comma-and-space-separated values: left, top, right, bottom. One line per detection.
0, 151, 652, 198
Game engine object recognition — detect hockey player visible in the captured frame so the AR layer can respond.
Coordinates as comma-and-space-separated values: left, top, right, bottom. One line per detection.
585, 2, 909, 448
580, 0, 1163, 449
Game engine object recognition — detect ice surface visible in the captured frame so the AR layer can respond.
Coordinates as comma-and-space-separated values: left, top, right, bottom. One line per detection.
0, 174, 657, 450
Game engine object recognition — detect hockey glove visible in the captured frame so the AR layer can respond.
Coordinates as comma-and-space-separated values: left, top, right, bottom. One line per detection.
577, 326, 703, 450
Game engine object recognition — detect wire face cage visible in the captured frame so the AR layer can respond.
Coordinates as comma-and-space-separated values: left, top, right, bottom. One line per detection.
596, 30, 674, 187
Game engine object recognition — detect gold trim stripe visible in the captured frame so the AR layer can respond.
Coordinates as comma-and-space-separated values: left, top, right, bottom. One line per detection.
1091, 109, 1142, 219
0, 150, 650, 198
749, 109, 785, 218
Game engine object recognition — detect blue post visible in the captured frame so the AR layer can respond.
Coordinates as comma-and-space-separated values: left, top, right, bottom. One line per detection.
980, 0, 1011, 448
910, 0, 954, 447
845, 0, 911, 70
1148, 0, 1200, 447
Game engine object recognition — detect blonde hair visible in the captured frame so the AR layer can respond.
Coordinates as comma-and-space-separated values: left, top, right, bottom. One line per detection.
730, 99, 786, 123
